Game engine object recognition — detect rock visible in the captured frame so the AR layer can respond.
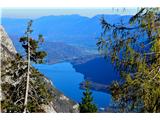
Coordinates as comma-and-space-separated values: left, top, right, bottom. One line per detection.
41, 102, 57, 113
73, 104, 79, 112
59, 95, 69, 101
0, 25, 16, 53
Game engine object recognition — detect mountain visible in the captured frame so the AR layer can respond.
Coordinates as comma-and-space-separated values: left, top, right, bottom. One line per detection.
9, 36, 93, 64
40, 42, 92, 64
72, 57, 120, 93
2, 15, 131, 45
73, 57, 120, 85
1, 14, 131, 63
0, 26, 79, 113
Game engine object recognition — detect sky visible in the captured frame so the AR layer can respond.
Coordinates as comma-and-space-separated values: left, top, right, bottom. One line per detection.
1, 8, 138, 19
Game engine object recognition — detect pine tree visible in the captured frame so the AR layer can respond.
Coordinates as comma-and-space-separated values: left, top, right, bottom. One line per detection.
1, 53, 53, 113
79, 81, 97, 113
19, 20, 47, 112
97, 8, 160, 112
1, 20, 48, 112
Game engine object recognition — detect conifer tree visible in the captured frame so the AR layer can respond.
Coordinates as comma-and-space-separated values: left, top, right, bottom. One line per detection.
1, 53, 53, 113
79, 81, 97, 113
19, 20, 47, 112
97, 8, 160, 112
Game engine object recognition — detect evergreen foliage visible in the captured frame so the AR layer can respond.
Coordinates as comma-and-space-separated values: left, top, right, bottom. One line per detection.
1, 20, 51, 113
19, 21, 47, 64
1, 54, 53, 113
20, 20, 47, 112
79, 81, 98, 113
97, 8, 160, 112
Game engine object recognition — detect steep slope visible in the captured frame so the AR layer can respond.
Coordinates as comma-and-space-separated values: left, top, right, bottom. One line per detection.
72, 57, 120, 93
0, 25, 17, 60
73, 57, 120, 85
0, 26, 78, 113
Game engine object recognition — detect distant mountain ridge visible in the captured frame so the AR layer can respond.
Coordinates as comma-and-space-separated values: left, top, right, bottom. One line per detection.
2, 14, 131, 63
2, 14, 131, 47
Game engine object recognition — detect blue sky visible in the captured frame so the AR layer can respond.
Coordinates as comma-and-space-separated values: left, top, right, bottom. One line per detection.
2, 8, 138, 19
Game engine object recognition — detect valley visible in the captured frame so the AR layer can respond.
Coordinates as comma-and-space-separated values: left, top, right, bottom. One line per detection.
1, 14, 128, 112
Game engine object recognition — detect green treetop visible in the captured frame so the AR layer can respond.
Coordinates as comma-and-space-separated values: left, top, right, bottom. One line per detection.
79, 81, 98, 113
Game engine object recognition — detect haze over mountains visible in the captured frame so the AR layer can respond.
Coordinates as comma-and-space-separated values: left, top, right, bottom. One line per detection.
1, 14, 131, 63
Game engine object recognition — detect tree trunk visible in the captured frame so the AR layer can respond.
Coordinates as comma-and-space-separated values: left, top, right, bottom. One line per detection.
24, 35, 30, 113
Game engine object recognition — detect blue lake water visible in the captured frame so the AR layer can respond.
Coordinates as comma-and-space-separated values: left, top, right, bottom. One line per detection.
33, 62, 111, 109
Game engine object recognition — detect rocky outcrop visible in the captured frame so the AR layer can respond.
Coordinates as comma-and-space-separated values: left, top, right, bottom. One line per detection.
0, 25, 17, 103
0, 25, 17, 60
0, 26, 79, 113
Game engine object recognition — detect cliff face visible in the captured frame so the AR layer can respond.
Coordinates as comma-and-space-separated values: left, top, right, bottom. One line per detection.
0, 25, 17, 61
0, 26, 79, 113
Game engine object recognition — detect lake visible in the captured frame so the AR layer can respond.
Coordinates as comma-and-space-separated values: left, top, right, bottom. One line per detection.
33, 62, 111, 110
